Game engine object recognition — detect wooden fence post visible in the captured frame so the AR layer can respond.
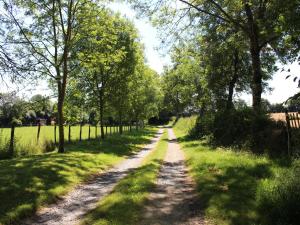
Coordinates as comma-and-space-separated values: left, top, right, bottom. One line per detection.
37, 122, 41, 142
296, 113, 300, 128
68, 124, 71, 143
8, 124, 15, 157
88, 125, 91, 140
79, 122, 83, 141
285, 111, 292, 157
95, 124, 97, 139
54, 123, 57, 145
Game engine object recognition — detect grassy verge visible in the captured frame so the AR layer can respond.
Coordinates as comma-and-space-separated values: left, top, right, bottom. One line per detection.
0, 127, 157, 225
173, 117, 299, 225
81, 129, 168, 225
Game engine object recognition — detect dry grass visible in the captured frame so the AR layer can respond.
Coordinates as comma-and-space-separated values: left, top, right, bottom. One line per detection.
269, 112, 300, 128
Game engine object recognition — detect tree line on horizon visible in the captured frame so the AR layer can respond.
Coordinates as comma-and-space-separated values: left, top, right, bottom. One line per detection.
0, 0, 163, 153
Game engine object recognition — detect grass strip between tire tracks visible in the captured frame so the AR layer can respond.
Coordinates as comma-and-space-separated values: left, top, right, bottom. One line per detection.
81, 129, 168, 225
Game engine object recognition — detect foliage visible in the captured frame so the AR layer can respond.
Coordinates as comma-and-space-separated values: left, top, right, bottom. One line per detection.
0, 92, 28, 126
129, 0, 300, 112
193, 108, 287, 155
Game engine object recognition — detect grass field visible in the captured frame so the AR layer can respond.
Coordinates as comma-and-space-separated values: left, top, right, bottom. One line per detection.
0, 127, 157, 225
81, 130, 168, 225
0, 125, 132, 157
173, 117, 299, 225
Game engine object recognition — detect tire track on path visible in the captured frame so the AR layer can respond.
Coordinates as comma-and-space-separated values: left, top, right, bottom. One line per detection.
141, 128, 204, 225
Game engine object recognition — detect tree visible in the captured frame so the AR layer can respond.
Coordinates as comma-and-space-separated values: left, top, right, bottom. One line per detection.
30, 94, 52, 118
2, 0, 88, 152
129, 64, 162, 126
128, 0, 300, 112
0, 92, 27, 126
75, 5, 141, 138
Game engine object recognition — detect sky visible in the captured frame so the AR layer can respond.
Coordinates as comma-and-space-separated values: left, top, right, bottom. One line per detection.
0, 1, 299, 104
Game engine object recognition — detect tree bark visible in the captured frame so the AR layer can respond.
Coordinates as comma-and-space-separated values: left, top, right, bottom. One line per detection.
227, 50, 239, 110
244, 2, 263, 113
57, 92, 65, 153
250, 44, 263, 113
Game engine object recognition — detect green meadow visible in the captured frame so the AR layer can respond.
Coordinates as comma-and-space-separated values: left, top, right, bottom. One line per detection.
0, 125, 132, 157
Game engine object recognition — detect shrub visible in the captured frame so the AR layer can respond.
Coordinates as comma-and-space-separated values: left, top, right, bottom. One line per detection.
191, 112, 215, 138
257, 160, 300, 225
193, 107, 287, 155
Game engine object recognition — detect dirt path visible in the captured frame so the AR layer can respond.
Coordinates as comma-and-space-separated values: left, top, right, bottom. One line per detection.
141, 128, 204, 225
22, 129, 164, 225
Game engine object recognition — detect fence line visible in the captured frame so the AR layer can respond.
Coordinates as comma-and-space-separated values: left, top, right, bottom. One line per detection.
285, 111, 300, 156
2, 122, 142, 158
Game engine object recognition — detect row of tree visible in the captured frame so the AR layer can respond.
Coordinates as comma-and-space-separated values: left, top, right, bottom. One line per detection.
130, 0, 300, 115
0, 0, 162, 153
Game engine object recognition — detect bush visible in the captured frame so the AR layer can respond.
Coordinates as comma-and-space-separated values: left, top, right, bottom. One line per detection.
193, 108, 287, 155
191, 112, 214, 138
257, 160, 300, 225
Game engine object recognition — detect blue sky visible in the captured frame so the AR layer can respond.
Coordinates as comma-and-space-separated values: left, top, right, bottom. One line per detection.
0, 1, 299, 104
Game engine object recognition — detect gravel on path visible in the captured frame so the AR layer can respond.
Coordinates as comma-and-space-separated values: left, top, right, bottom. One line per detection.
141, 128, 204, 225
22, 129, 164, 225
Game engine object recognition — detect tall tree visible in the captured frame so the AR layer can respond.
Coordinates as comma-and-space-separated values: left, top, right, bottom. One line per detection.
75, 5, 140, 138
128, 0, 300, 112
2, 0, 87, 152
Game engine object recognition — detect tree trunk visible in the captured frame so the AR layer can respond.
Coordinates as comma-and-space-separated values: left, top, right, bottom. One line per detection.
57, 93, 65, 153
250, 44, 263, 113
244, 2, 262, 113
227, 50, 239, 110
119, 112, 123, 135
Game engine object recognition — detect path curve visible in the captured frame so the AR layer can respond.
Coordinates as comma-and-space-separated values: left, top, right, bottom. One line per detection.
141, 128, 204, 225
22, 129, 164, 225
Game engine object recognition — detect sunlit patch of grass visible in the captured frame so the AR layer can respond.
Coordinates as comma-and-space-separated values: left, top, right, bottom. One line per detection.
0, 125, 133, 157
0, 127, 157, 225
173, 117, 297, 225
81, 130, 168, 225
